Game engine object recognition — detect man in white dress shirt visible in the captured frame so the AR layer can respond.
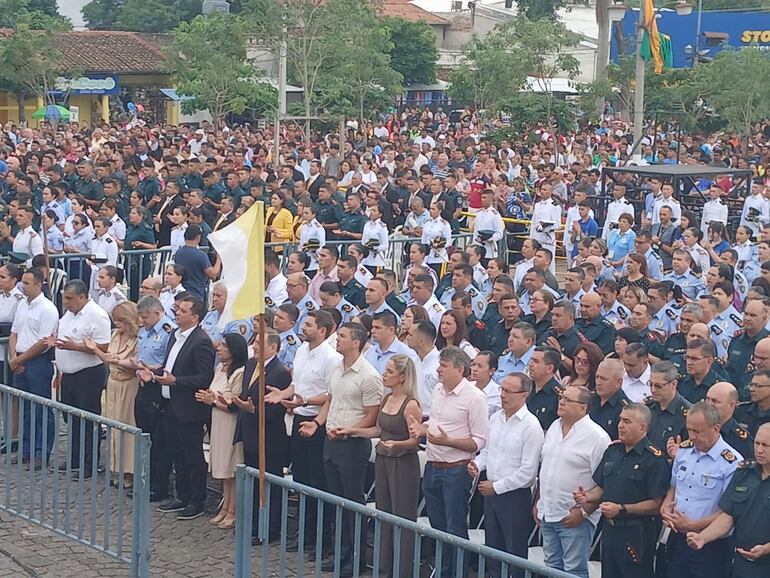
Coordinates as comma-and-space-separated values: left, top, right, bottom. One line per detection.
91, 265, 127, 318
8, 267, 59, 464
602, 183, 635, 240
469, 372, 544, 578
48, 280, 111, 474
529, 184, 561, 275
264, 309, 341, 547
537, 385, 611, 578
264, 250, 287, 310
407, 274, 445, 330
622, 342, 652, 402
406, 319, 440, 417
472, 190, 504, 259
12, 204, 43, 266
470, 351, 502, 416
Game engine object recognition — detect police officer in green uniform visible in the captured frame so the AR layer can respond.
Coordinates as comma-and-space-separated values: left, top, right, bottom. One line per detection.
522, 307, 552, 346
575, 292, 616, 354
649, 303, 702, 373
489, 294, 523, 357
544, 300, 583, 376
336, 255, 366, 309
590, 358, 631, 440
736, 368, 770, 437
727, 300, 770, 400
336, 192, 366, 242
576, 403, 670, 578
124, 206, 158, 300
451, 291, 490, 351
526, 346, 563, 430
645, 361, 691, 455
376, 269, 407, 316
685, 423, 770, 578
75, 160, 104, 209
314, 185, 343, 241
678, 338, 721, 403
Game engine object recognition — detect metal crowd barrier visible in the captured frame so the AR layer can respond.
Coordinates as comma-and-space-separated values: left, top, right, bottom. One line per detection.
234, 466, 578, 578
0, 353, 151, 578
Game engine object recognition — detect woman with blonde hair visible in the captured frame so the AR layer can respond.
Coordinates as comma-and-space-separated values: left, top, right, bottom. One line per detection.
84, 300, 139, 489
336, 354, 421, 578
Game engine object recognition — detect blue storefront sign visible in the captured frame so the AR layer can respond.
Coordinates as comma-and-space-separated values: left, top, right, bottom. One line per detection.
611, 9, 770, 68
54, 76, 119, 95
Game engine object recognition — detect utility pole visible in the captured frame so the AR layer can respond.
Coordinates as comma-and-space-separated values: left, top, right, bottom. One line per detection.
274, 34, 287, 166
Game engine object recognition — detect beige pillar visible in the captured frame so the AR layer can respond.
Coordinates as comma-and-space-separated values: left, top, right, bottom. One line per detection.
101, 95, 109, 124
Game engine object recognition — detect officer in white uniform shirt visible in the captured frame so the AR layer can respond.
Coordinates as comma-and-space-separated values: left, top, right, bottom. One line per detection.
299, 211, 326, 275
265, 252, 288, 311
361, 207, 389, 269
108, 213, 127, 242
700, 186, 728, 236
50, 279, 112, 472
472, 190, 504, 259
421, 203, 453, 269
439, 264, 487, 317
317, 281, 359, 325
283, 272, 319, 334
91, 265, 127, 318
651, 183, 681, 226
529, 183, 561, 275
406, 272, 445, 330
90, 217, 119, 266
602, 183, 635, 240
13, 205, 43, 267
740, 179, 770, 238
0, 263, 24, 372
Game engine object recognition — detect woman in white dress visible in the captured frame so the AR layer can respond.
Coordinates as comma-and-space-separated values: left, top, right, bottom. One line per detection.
435, 310, 478, 360
194, 333, 248, 529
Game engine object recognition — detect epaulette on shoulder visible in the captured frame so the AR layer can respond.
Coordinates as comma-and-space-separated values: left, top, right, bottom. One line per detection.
679, 439, 693, 449
162, 323, 174, 333
647, 445, 663, 457
721, 448, 737, 463
341, 303, 353, 312
286, 334, 297, 345
601, 318, 613, 328
433, 303, 443, 312
474, 319, 485, 330
737, 460, 756, 469
692, 271, 702, 279
665, 308, 677, 320
735, 425, 749, 440
105, 237, 113, 243
643, 396, 655, 406
734, 329, 745, 338
730, 313, 744, 327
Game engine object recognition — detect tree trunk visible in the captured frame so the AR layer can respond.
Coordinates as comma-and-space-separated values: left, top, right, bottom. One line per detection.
595, 0, 611, 116
17, 91, 26, 124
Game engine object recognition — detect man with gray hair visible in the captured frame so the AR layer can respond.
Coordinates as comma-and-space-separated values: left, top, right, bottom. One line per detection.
408, 346, 489, 577
621, 342, 651, 402
134, 295, 176, 501
537, 385, 610, 578
660, 402, 743, 578
589, 358, 631, 440
646, 361, 691, 457
575, 403, 670, 578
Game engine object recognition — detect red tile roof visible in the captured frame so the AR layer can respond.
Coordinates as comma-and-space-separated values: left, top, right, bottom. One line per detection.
379, 2, 449, 25
0, 29, 167, 75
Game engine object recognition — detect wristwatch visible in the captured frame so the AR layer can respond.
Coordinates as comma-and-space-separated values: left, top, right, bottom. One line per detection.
302, 396, 309, 407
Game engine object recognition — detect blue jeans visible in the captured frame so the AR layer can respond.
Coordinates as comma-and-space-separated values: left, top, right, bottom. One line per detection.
422, 463, 472, 577
14, 355, 55, 459
540, 519, 595, 578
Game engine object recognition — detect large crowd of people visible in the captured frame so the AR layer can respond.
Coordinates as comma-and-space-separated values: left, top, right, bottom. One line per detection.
1, 111, 770, 578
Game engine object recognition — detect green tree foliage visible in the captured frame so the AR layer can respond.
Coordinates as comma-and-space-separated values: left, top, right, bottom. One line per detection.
0, 0, 70, 29
82, 0, 202, 31
692, 48, 770, 139
0, 24, 68, 121
448, 15, 580, 124
81, 0, 123, 30
383, 17, 437, 85
166, 13, 276, 128
625, 0, 770, 9
516, 0, 581, 20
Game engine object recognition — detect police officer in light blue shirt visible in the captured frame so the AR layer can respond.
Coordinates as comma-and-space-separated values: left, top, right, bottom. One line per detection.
137, 314, 176, 368
648, 301, 679, 340
364, 311, 418, 375
493, 322, 535, 383
273, 302, 301, 370
439, 264, 487, 318
664, 402, 742, 578
664, 250, 706, 301
631, 230, 663, 280
316, 280, 359, 324
284, 272, 319, 334
708, 281, 743, 360
200, 282, 255, 345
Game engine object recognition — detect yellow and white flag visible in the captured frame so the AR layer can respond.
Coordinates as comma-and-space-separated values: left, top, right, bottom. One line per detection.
208, 201, 265, 325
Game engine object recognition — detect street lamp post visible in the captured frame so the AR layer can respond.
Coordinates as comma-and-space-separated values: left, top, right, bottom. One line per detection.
609, 1, 692, 161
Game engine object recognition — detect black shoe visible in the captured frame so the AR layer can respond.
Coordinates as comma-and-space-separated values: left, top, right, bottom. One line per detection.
149, 491, 168, 503
251, 536, 263, 546
0, 440, 18, 454
157, 499, 187, 513
177, 503, 205, 520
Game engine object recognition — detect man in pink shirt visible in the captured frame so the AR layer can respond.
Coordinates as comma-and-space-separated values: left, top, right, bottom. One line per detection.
408, 346, 489, 576
308, 246, 339, 301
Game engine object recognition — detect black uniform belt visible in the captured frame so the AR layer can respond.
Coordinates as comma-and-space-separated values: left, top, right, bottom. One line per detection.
605, 516, 654, 527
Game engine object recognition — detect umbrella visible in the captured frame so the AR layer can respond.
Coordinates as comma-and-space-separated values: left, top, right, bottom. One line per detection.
31, 105, 71, 121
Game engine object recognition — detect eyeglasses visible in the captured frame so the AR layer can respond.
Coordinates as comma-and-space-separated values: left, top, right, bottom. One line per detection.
501, 388, 528, 395
650, 379, 674, 390
749, 382, 770, 389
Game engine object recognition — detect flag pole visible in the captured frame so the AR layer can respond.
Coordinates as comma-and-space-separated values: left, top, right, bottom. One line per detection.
258, 312, 266, 508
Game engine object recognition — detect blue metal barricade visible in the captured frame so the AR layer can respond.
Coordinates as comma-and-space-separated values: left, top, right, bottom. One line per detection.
0, 371, 151, 578
233, 466, 578, 578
